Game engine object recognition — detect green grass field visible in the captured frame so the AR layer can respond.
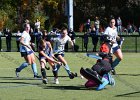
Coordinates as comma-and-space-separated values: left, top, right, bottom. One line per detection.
0, 52, 140, 100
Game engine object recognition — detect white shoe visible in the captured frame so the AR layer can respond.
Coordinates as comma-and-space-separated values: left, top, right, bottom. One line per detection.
15, 69, 19, 77
54, 78, 59, 84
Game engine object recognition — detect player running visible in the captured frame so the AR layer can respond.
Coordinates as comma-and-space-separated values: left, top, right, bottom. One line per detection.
103, 18, 123, 74
52, 27, 77, 79
15, 23, 40, 78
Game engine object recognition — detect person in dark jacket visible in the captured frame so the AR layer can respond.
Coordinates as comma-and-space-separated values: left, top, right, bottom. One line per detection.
4, 28, 12, 52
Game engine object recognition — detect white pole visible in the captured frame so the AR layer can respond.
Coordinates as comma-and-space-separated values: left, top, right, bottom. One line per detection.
68, 0, 73, 31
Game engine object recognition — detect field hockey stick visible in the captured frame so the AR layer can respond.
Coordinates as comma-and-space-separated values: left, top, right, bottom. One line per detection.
86, 53, 102, 59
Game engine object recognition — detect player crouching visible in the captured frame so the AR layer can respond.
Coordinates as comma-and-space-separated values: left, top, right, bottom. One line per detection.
80, 35, 115, 90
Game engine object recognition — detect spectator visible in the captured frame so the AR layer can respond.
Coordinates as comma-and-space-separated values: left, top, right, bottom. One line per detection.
127, 23, 133, 35
86, 19, 91, 32
30, 28, 36, 51
16, 30, 22, 52
34, 18, 40, 30
65, 28, 76, 51
4, 28, 12, 52
94, 17, 100, 35
83, 32, 89, 52
90, 27, 99, 52
117, 17, 122, 35
35, 29, 42, 50
68, 28, 76, 44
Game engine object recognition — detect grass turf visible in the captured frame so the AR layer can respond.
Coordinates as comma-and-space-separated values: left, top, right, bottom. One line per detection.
0, 52, 140, 100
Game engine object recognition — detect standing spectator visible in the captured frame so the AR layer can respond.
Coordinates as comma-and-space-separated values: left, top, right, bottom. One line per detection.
0, 31, 2, 51
127, 23, 133, 35
90, 27, 99, 52
94, 17, 100, 35
65, 28, 76, 51
83, 32, 89, 52
16, 30, 22, 52
30, 28, 36, 51
68, 28, 76, 44
117, 17, 122, 35
86, 19, 91, 32
34, 19, 40, 30
35, 29, 42, 51
4, 28, 12, 52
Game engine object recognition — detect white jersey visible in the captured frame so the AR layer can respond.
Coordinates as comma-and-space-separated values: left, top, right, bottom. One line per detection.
103, 26, 118, 48
53, 35, 71, 53
20, 31, 31, 52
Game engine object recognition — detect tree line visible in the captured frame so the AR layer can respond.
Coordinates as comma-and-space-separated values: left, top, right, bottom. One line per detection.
0, 0, 140, 32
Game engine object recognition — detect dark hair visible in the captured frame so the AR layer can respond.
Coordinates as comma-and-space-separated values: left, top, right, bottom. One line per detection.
61, 27, 67, 32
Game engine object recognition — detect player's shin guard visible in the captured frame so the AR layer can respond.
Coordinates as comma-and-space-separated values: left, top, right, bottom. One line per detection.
31, 63, 38, 76
56, 64, 60, 72
41, 68, 46, 78
16, 62, 29, 72
112, 58, 121, 69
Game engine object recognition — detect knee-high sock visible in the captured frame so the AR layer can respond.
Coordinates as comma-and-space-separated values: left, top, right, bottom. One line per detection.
64, 64, 71, 75
16, 62, 29, 72
112, 58, 121, 69
56, 64, 61, 72
31, 63, 38, 75
41, 68, 46, 78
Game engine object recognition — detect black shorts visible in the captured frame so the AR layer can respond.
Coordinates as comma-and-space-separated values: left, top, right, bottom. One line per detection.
54, 54, 64, 58
20, 51, 33, 57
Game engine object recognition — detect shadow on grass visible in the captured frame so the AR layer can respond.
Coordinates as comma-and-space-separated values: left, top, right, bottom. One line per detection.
116, 73, 140, 76
115, 91, 140, 97
0, 76, 42, 80
0, 81, 40, 89
0, 76, 76, 80
43, 85, 96, 91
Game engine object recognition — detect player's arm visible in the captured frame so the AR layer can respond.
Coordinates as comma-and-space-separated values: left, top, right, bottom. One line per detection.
39, 50, 60, 64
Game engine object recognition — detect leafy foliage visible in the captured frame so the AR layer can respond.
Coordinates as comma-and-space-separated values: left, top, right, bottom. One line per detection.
0, 0, 140, 31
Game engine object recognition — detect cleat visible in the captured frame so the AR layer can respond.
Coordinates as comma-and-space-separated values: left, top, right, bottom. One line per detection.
96, 77, 109, 91
69, 72, 75, 79
53, 78, 59, 84
111, 69, 116, 75
110, 78, 115, 86
15, 68, 19, 77
42, 78, 48, 84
